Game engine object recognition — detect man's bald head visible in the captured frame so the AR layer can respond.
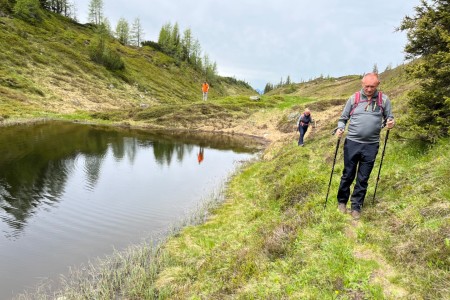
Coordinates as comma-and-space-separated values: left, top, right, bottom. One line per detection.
361, 73, 380, 98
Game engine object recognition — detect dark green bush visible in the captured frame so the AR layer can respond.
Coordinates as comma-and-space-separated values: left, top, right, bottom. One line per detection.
13, 0, 42, 22
89, 43, 125, 71
141, 40, 163, 52
0, 0, 13, 13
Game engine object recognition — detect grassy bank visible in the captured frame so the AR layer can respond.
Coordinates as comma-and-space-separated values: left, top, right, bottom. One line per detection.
18, 95, 449, 299
150, 124, 449, 299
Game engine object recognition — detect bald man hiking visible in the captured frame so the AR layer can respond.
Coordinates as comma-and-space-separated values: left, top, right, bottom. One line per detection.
335, 73, 395, 219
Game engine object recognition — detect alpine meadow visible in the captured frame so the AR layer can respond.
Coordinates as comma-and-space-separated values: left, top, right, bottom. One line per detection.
0, 0, 449, 299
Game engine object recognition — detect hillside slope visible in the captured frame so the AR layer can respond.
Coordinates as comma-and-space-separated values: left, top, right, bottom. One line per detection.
0, 11, 255, 121
148, 68, 449, 299
9, 55, 448, 298
268, 65, 417, 102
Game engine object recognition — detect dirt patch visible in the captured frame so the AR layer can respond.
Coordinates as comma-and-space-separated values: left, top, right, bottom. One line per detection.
342, 213, 409, 299
354, 247, 409, 299
193, 104, 344, 149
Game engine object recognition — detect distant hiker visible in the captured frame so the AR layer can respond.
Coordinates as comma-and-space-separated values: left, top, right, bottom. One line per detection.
297, 108, 313, 146
202, 81, 209, 101
335, 73, 395, 219
197, 147, 204, 164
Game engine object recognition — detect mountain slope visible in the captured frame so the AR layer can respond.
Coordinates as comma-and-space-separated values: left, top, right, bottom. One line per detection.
0, 11, 254, 120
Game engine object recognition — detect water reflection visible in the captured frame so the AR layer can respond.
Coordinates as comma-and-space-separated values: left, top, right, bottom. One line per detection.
0, 121, 263, 239
197, 146, 205, 164
0, 121, 263, 298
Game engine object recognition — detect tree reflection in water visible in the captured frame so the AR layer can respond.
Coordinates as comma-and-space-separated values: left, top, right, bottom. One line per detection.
0, 121, 263, 238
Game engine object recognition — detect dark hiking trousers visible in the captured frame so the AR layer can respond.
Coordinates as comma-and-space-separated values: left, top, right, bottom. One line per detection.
337, 138, 379, 212
298, 125, 308, 145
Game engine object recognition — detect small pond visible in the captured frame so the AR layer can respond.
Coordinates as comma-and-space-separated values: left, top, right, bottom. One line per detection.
0, 121, 262, 298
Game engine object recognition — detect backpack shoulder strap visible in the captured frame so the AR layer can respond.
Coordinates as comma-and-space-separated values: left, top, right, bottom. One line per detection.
355, 91, 361, 105
349, 92, 360, 116
377, 91, 385, 114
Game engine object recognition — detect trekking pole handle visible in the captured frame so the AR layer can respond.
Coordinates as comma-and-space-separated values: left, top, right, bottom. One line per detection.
382, 117, 394, 129
331, 127, 342, 136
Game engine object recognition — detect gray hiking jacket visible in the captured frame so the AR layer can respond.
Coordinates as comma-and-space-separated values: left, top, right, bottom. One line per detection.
337, 89, 394, 143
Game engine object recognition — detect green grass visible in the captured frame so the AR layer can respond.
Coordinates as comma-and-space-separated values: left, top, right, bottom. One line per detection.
22, 101, 448, 299
4, 9, 448, 300
147, 119, 448, 299
0, 12, 255, 122
273, 95, 314, 110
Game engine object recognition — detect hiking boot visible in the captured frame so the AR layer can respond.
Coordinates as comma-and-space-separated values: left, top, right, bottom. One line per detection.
338, 203, 347, 214
351, 210, 361, 220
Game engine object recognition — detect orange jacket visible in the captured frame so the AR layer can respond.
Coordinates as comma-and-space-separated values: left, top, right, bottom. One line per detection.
202, 83, 209, 92
197, 152, 204, 164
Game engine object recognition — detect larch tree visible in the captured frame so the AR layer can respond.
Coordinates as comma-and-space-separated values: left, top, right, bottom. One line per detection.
102, 16, 112, 36
158, 22, 172, 53
88, 0, 103, 25
170, 22, 181, 58
130, 17, 144, 47
115, 17, 130, 45
190, 38, 202, 71
181, 28, 193, 62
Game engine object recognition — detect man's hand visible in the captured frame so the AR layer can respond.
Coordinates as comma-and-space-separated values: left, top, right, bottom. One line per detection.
386, 118, 395, 129
335, 128, 344, 138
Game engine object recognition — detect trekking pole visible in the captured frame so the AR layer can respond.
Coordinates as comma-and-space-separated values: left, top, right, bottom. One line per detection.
372, 129, 390, 204
324, 128, 342, 208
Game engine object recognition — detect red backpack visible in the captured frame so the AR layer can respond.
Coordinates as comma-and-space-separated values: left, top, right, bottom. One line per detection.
349, 91, 385, 116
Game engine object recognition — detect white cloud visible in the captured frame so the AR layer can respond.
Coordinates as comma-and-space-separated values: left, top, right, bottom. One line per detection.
74, 0, 420, 90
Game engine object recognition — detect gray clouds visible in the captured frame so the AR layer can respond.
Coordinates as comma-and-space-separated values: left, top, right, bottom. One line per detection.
75, 0, 420, 90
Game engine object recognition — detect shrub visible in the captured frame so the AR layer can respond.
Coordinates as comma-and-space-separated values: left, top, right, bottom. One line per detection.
101, 49, 125, 70
0, 0, 13, 13
141, 40, 163, 52
89, 40, 125, 71
13, 0, 42, 22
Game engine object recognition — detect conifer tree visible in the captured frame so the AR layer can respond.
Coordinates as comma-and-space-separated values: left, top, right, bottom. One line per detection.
286, 75, 291, 85
191, 39, 202, 70
39, 0, 49, 9
158, 23, 172, 53
263, 83, 274, 94
399, 0, 450, 141
130, 17, 144, 47
88, 0, 103, 25
115, 17, 130, 45
39, 1, 75, 18
171, 23, 181, 49
202, 54, 217, 81
181, 28, 193, 62
372, 63, 378, 74
102, 16, 112, 36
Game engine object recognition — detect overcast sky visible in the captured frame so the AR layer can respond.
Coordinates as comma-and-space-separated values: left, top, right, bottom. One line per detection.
74, 0, 420, 90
